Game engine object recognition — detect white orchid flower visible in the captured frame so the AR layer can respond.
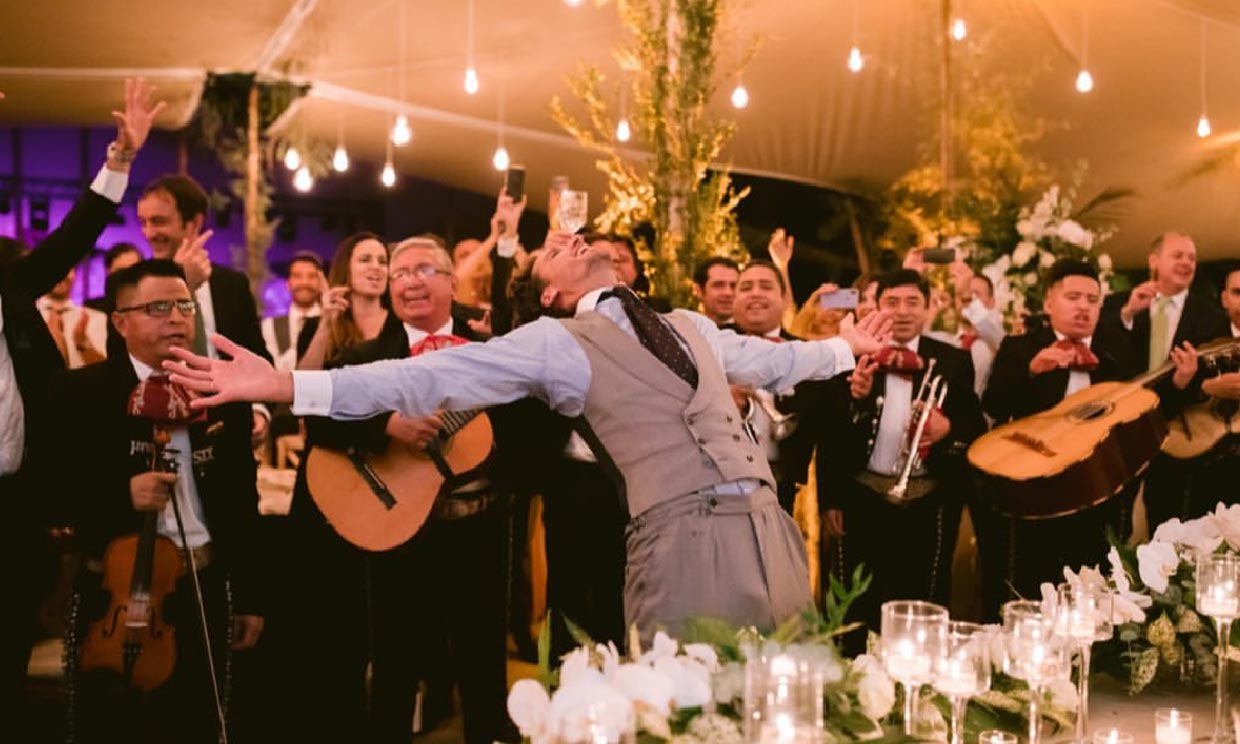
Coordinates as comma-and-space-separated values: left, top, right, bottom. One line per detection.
1136, 541, 1180, 595
507, 678, 552, 744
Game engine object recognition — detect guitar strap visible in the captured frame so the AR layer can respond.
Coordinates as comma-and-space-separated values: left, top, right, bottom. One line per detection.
568, 415, 630, 517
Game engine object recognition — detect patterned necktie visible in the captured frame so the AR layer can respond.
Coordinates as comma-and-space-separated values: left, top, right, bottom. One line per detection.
1053, 339, 1099, 372
1149, 295, 1170, 372
129, 373, 206, 425
410, 333, 470, 357
873, 346, 924, 379
600, 286, 698, 388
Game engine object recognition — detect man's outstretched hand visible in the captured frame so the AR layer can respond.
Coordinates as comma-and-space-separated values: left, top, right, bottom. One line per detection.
838, 309, 893, 357
163, 334, 294, 408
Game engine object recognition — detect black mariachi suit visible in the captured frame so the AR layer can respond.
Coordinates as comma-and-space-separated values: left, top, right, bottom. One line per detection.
1107, 293, 1232, 530
980, 325, 1140, 618
1182, 325, 1240, 519
820, 336, 985, 637
274, 312, 514, 744
0, 188, 118, 711
55, 354, 262, 744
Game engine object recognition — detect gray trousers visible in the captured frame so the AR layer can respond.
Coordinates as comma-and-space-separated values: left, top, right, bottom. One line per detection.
623, 485, 812, 641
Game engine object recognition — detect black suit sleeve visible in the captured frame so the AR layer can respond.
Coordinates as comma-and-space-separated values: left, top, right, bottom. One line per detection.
214, 268, 271, 363
814, 373, 869, 510
489, 249, 516, 336
18, 189, 117, 296
927, 349, 985, 480
984, 335, 1038, 423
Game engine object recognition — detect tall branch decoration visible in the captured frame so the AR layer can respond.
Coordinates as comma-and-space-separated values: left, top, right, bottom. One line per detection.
551, 0, 756, 307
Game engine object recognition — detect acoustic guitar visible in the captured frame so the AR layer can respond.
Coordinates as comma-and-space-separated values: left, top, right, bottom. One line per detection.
1162, 346, 1240, 459
305, 410, 493, 551
969, 337, 1240, 519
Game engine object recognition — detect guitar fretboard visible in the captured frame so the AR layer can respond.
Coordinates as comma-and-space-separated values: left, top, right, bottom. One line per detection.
438, 409, 483, 440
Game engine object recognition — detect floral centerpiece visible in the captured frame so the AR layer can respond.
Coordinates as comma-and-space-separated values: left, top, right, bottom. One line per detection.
1091, 503, 1240, 693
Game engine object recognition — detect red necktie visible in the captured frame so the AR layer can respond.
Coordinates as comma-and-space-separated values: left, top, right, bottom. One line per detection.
1053, 339, 1099, 372
410, 333, 470, 357
129, 373, 206, 425
960, 331, 978, 351
874, 346, 924, 379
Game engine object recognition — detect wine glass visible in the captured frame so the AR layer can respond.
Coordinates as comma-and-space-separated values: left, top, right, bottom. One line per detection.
932, 621, 992, 744
557, 190, 588, 233
1055, 582, 1114, 742
881, 600, 948, 736
1196, 553, 1240, 743
1004, 600, 1070, 744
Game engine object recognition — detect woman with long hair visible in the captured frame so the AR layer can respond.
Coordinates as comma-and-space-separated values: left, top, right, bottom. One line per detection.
296, 232, 391, 370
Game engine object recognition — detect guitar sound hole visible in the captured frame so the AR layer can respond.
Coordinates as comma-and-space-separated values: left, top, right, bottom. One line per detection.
1070, 402, 1114, 422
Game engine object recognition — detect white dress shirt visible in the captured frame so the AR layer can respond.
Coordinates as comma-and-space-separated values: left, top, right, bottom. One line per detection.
1053, 331, 1094, 397
0, 165, 128, 476
1231, 322, 1239, 339
867, 337, 920, 475
36, 298, 108, 369
404, 317, 455, 347
293, 284, 855, 425
262, 303, 321, 373
1122, 288, 1188, 357
129, 356, 211, 548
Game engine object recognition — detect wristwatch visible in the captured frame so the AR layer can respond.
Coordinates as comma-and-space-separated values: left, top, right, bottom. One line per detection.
107, 141, 136, 164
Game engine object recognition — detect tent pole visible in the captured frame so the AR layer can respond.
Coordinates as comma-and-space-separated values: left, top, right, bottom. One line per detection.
939, 0, 954, 221
245, 82, 263, 307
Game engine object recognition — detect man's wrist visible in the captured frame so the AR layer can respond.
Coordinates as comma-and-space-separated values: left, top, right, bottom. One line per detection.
497, 235, 519, 258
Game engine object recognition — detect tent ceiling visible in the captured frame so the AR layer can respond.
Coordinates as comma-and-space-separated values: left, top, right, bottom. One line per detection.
3, 0, 1239, 267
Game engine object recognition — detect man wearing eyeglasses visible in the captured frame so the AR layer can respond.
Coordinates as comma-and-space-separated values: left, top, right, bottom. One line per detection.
278, 235, 518, 743
55, 259, 263, 743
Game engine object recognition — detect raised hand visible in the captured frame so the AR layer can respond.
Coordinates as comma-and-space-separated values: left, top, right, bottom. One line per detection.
839, 309, 894, 357
112, 77, 166, 155
164, 334, 293, 408
1029, 344, 1077, 375
174, 229, 214, 290
1122, 281, 1157, 323
491, 188, 527, 239
849, 354, 878, 400
319, 284, 350, 324
768, 228, 794, 270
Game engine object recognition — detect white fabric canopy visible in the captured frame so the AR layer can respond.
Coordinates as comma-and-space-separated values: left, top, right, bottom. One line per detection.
2, 0, 1239, 266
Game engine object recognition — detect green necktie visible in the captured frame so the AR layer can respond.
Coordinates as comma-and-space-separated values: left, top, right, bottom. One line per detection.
192, 296, 209, 357
1148, 295, 1169, 371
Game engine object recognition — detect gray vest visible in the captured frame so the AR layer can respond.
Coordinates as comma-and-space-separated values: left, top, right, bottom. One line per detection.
559, 311, 773, 517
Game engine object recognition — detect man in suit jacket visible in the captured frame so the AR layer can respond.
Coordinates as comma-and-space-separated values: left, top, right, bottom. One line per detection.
279, 236, 515, 744
0, 78, 160, 715
1104, 232, 1230, 529
57, 260, 263, 744
820, 269, 986, 637
133, 174, 272, 441
982, 259, 1193, 618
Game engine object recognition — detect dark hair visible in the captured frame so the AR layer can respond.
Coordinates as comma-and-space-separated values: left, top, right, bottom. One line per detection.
971, 273, 995, 298
105, 259, 188, 308
324, 232, 389, 358
141, 174, 210, 225
508, 250, 558, 327
0, 236, 28, 269
739, 260, 787, 296
693, 256, 740, 288
851, 272, 876, 292
287, 251, 324, 274
1045, 258, 1099, 290
875, 269, 930, 300
1221, 261, 1240, 288
103, 242, 142, 271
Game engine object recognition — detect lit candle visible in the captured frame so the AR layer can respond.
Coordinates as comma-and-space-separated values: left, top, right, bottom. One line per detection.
885, 638, 931, 681
1155, 708, 1192, 744
1200, 584, 1240, 618
1092, 728, 1133, 744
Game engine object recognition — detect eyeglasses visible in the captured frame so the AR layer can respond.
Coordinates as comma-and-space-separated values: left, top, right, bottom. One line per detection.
390, 263, 451, 283
114, 299, 197, 317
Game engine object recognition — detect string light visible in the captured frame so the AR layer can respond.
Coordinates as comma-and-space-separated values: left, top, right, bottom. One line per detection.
492, 145, 510, 171
492, 87, 510, 171
381, 123, 396, 188
564, 0, 584, 6
615, 117, 631, 142
332, 115, 349, 172
847, 46, 864, 73
464, 0, 479, 95
293, 166, 313, 193
391, 114, 412, 146
951, 18, 968, 41
730, 83, 749, 109
1197, 19, 1211, 138
283, 145, 301, 171
1075, 3, 1093, 94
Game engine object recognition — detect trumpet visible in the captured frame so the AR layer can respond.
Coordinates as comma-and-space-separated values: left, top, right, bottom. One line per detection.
889, 360, 948, 501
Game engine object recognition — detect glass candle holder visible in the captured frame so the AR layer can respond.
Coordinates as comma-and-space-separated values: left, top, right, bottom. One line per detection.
933, 621, 992, 744
978, 732, 1017, 744
1056, 582, 1114, 742
1154, 708, 1192, 744
1197, 553, 1240, 744
742, 650, 826, 743
881, 600, 948, 737
1091, 728, 1133, 744
1003, 600, 1069, 744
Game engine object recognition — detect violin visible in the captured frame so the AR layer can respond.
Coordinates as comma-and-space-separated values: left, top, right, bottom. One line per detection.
79, 428, 183, 691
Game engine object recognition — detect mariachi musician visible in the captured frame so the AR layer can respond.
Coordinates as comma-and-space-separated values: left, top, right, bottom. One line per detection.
279, 235, 520, 744
981, 259, 1197, 618
56, 261, 263, 744
820, 269, 985, 636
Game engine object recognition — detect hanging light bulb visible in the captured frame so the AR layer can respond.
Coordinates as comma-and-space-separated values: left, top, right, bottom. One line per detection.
283, 145, 301, 171
332, 144, 350, 173
492, 145, 510, 171
464, 66, 480, 95
381, 161, 396, 188
1197, 115, 1212, 138
1075, 69, 1094, 93
293, 166, 313, 193
391, 114, 412, 146
730, 84, 749, 109
615, 117, 632, 142
847, 46, 865, 73
951, 18, 968, 41
564, 0, 584, 6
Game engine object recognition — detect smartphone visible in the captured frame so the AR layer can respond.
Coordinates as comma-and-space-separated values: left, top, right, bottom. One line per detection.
505, 165, 526, 203
819, 288, 859, 310
921, 248, 956, 264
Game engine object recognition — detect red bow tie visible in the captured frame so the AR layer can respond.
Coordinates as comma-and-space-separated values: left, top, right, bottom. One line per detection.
410, 333, 470, 357
1053, 339, 1099, 372
874, 346, 924, 378
960, 331, 979, 351
129, 374, 205, 425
